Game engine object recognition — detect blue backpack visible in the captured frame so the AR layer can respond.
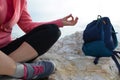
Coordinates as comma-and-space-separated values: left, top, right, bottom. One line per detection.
82, 15, 120, 74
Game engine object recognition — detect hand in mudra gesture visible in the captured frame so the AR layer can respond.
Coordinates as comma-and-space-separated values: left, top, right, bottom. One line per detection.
62, 14, 78, 26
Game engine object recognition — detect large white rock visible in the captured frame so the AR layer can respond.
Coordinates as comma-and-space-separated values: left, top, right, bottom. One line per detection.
36, 31, 120, 80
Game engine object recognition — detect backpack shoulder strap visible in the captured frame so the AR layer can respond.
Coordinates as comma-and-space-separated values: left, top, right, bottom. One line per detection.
94, 57, 100, 64
113, 51, 120, 59
111, 55, 120, 74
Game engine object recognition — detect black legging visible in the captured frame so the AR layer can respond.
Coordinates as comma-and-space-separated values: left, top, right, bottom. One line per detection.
0, 24, 61, 62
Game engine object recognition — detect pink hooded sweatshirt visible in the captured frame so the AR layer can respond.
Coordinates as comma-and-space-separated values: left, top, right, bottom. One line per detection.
0, 0, 63, 48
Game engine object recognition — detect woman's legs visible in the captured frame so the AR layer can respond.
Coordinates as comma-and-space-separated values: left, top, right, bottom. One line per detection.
0, 24, 61, 79
1, 24, 61, 62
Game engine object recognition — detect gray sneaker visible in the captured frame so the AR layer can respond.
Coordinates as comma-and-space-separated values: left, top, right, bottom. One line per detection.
23, 61, 55, 80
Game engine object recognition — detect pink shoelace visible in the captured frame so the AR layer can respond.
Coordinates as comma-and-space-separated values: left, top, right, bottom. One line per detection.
33, 66, 44, 75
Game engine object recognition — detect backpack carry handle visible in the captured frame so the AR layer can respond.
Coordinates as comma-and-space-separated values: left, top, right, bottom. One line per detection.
97, 15, 102, 20
97, 15, 106, 24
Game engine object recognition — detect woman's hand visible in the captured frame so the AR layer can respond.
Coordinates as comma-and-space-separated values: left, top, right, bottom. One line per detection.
62, 14, 78, 26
